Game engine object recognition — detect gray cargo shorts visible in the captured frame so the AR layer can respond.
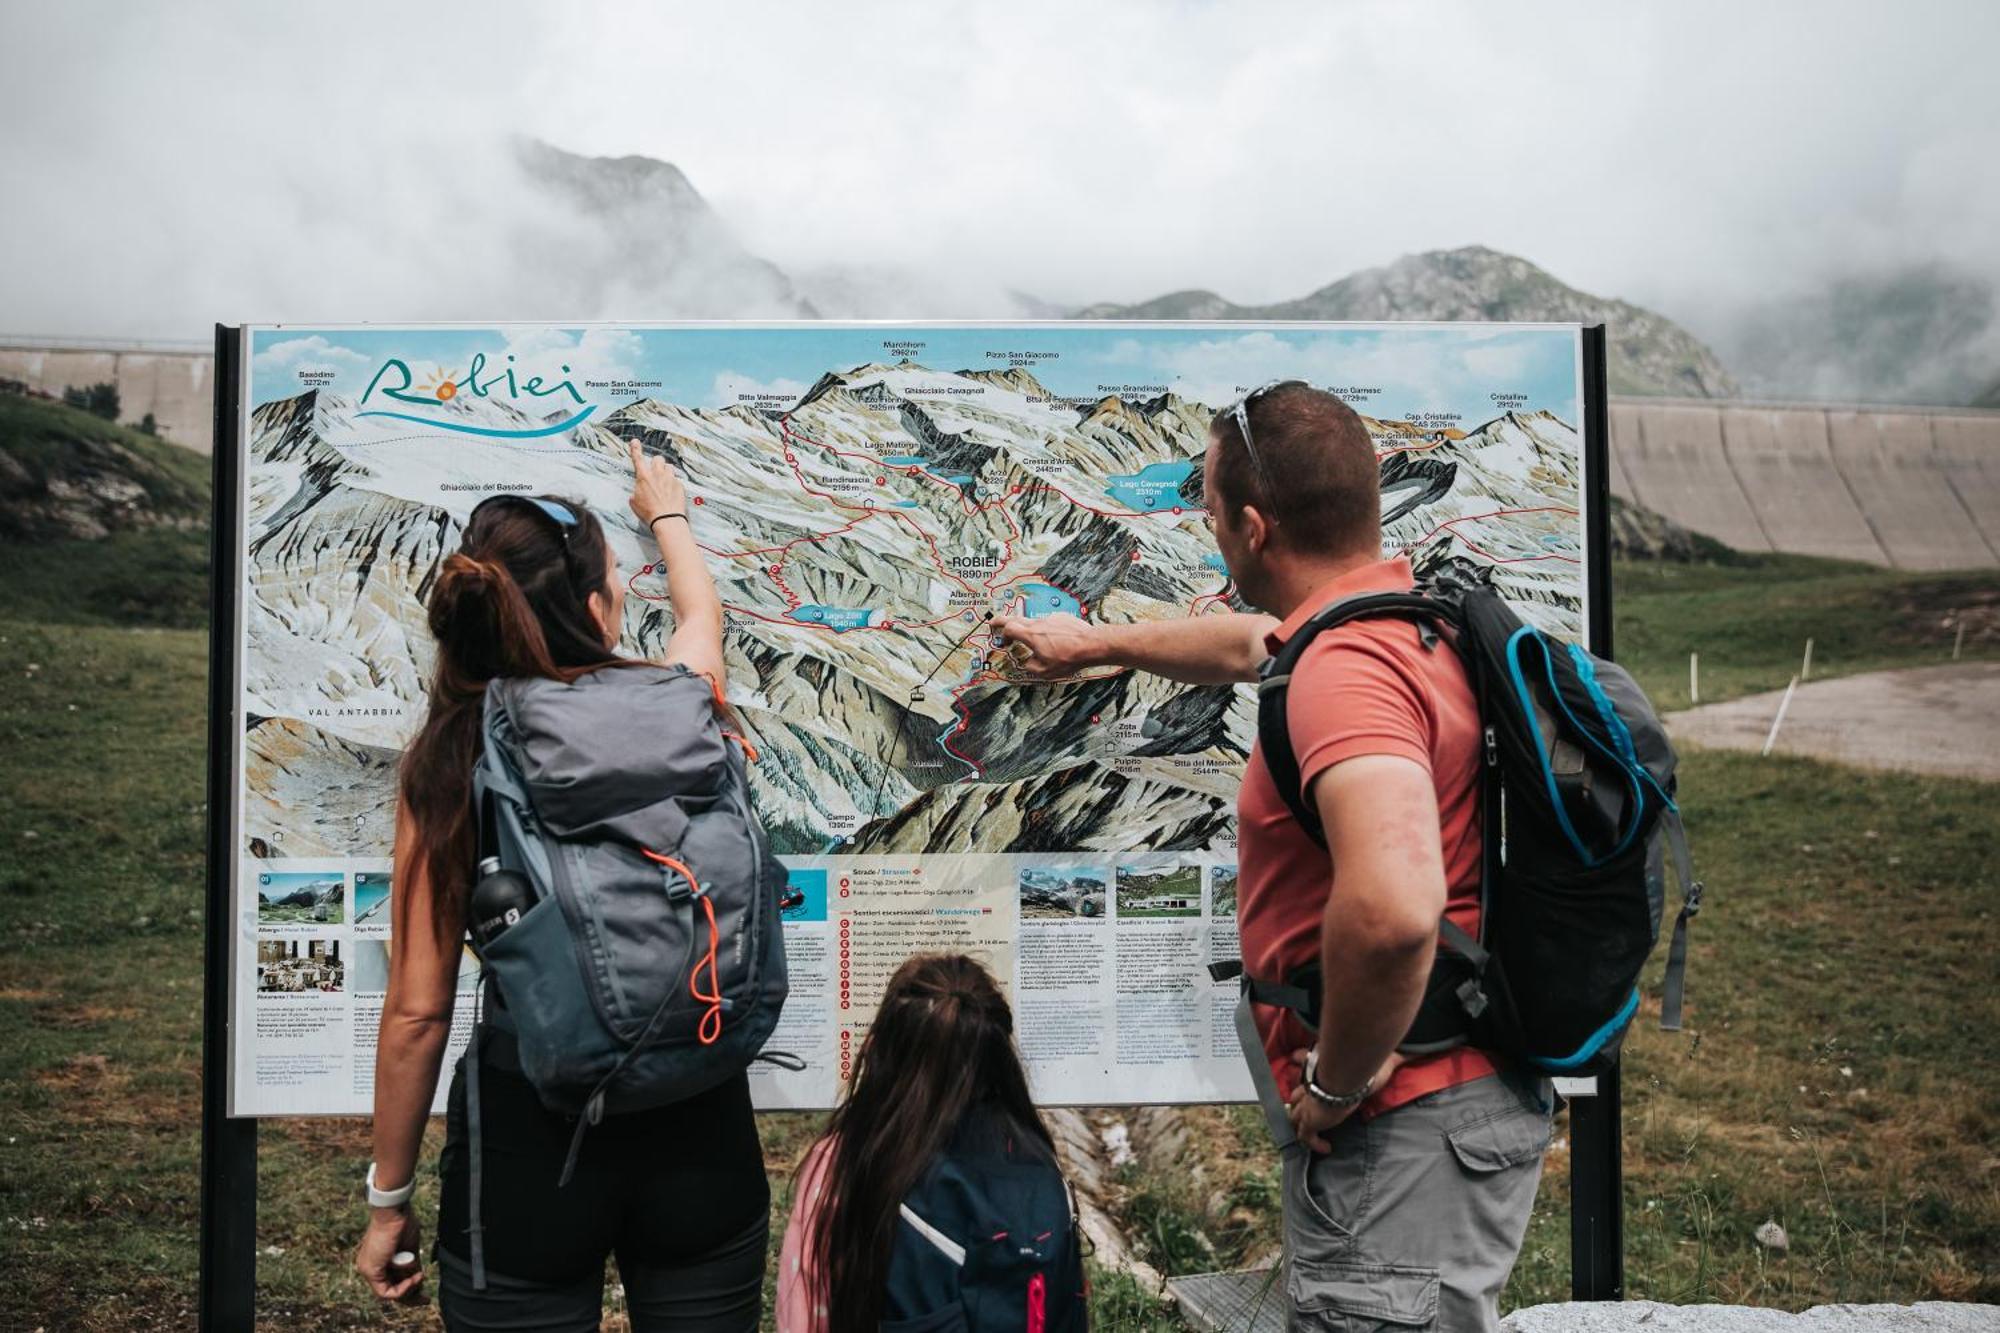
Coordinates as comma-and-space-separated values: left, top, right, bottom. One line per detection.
1282, 1071, 1553, 1332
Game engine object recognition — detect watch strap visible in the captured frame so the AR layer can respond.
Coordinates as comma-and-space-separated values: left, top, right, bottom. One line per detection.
366, 1161, 416, 1209
1302, 1050, 1376, 1109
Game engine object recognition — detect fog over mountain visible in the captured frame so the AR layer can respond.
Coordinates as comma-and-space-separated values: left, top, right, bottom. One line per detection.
2, 2, 1994, 403
1702, 265, 1998, 407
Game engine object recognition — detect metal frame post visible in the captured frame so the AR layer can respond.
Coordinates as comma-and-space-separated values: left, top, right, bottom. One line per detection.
1571, 323, 1624, 1300
198, 324, 256, 1329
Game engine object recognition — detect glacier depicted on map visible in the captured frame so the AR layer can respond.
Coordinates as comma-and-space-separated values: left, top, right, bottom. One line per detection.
235, 324, 1588, 861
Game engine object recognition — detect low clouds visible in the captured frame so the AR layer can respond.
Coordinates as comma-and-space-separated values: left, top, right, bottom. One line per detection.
0, 0, 1993, 361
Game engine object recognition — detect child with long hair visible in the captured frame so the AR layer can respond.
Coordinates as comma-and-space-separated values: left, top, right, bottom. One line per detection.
778, 953, 1087, 1333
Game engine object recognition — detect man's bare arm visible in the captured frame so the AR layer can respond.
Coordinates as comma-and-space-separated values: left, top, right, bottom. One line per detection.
990, 611, 1276, 685
1310, 755, 1446, 1097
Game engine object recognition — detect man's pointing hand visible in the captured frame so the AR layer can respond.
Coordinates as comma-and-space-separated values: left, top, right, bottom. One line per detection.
990, 612, 1104, 680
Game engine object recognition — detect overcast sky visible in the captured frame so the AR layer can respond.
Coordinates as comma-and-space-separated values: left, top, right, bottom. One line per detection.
1, 0, 1993, 341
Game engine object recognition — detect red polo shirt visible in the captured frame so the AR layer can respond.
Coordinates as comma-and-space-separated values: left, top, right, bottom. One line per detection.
1236, 556, 1497, 1118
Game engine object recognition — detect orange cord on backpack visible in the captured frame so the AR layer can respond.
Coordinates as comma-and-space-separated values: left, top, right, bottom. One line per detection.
641, 850, 724, 1045
703, 676, 761, 763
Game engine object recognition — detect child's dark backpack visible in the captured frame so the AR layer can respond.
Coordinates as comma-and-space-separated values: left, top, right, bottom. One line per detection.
1240, 557, 1702, 1073
883, 1131, 1088, 1333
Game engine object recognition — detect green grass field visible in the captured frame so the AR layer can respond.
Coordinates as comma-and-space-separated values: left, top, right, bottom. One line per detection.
1, 545, 1995, 1328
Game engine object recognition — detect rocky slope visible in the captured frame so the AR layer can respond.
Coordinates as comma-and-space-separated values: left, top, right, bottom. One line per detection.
1078, 246, 1739, 399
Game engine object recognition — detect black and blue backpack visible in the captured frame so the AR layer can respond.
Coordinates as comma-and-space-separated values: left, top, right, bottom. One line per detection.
882, 1120, 1088, 1333
1229, 557, 1702, 1074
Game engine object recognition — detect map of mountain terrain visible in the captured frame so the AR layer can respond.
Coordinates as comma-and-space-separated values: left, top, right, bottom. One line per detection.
236, 326, 1587, 862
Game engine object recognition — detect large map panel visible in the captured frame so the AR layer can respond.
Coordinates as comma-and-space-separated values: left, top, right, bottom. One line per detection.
226, 322, 1589, 1114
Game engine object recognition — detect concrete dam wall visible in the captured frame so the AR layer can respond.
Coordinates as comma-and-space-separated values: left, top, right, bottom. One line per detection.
2, 338, 1995, 570
0, 337, 212, 456
1613, 398, 2000, 570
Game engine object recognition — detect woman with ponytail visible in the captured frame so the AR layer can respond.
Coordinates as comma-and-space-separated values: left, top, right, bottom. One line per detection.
356, 443, 771, 1331
778, 954, 1089, 1333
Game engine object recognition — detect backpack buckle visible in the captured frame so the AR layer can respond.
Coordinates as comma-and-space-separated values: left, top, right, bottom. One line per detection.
1682, 880, 1704, 919
1456, 978, 1490, 1019
660, 866, 692, 904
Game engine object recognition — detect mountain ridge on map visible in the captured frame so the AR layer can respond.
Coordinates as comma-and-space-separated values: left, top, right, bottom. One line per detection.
240, 345, 1584, 861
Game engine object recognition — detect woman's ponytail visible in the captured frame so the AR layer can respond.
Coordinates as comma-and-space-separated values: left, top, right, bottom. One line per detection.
427, 552, 564, 694
400, 497, 622, 945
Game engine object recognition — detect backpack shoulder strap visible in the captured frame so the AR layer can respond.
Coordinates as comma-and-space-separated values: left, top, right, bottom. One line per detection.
1657, 810, 1704, 1032
1257, 591, 1455, 847
896, 1202, 967, 1266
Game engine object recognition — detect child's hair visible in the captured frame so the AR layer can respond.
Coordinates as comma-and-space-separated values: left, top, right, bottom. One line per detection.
807, 953, 1052, 1333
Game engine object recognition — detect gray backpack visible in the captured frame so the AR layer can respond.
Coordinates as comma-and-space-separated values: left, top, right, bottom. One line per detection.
459, 663, 794, 1286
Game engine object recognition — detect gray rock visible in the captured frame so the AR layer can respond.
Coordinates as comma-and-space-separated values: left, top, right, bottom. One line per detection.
1501, 1300, 2000, 1332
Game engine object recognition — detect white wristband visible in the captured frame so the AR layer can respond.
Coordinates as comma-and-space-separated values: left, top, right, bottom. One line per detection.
366, 1161, 416, 1209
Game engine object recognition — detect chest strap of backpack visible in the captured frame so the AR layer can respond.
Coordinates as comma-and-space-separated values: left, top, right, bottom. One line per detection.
1246, 590, 1495, 1054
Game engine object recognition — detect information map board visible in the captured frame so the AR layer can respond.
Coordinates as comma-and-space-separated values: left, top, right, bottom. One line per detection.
217, 322, 1603, 1116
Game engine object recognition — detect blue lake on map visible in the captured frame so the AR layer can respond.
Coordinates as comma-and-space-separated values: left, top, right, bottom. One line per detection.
1202, 553, 1229, 573
789, 604, 875, 632
882, 454, 927, 467
1105, 459, 1195, 512
1018, 582, 1082, 617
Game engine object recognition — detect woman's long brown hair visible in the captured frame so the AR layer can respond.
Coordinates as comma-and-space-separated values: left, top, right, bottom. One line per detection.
807, 954, 1055, 1333
398, 495, 622, 944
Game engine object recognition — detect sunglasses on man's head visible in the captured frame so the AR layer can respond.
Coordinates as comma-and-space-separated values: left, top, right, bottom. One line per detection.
1221, 379, 1307, 514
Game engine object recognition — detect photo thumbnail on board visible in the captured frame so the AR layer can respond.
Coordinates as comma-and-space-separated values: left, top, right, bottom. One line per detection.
256, 937, 343, 993
256, 870, 344, 926
352, 871, 391, 927
1116, 860, 1202, 919
350, 938, 389, 993
1018, 864, 1107, 921
1209, 864, 1239, 918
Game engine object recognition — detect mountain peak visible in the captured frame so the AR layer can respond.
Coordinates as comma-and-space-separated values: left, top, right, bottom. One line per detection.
510, 138, 815, 320
1079, 247, 1738, 398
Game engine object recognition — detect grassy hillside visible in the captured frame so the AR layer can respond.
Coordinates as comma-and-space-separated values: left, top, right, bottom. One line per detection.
0, 545, 1995, 1326
1615, 553, 1998, 709
0, 390, 210, 541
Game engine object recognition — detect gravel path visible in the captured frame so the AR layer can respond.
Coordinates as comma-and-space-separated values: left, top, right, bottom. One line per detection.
1665, 662, 2000, 781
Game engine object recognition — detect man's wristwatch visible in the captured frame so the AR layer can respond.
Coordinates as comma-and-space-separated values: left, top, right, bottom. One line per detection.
366, 1162, 415, 1209
1302, 1050, 1376, 1110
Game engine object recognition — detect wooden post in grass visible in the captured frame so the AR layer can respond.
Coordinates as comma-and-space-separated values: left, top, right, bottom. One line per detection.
1801, 637, 1814, 682
1689, 652, 1700, 705
1762, 675, 1799, 757
1954, 622, 1966, 661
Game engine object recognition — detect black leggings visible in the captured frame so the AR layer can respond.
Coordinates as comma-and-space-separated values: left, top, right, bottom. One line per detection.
435, 1045, 770, 1332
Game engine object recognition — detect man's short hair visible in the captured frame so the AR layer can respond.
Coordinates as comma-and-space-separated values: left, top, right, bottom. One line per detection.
1209, 383, 1380, 556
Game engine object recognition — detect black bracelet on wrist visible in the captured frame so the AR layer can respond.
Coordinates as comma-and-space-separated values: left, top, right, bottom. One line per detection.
648, 512, 688, 531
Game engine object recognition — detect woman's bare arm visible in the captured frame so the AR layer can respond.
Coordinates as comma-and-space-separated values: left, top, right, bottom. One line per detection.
627, 440, 726, 688
357, 805, 464, 1297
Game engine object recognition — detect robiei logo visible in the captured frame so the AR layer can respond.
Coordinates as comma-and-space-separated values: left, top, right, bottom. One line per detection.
358, 351, 597, 439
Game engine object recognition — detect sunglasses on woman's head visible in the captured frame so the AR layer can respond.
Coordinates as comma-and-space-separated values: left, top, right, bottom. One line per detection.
470, 494, 580, 543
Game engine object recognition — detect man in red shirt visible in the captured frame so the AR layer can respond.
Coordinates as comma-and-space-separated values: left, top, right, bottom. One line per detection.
995, 382, 1552, 1331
